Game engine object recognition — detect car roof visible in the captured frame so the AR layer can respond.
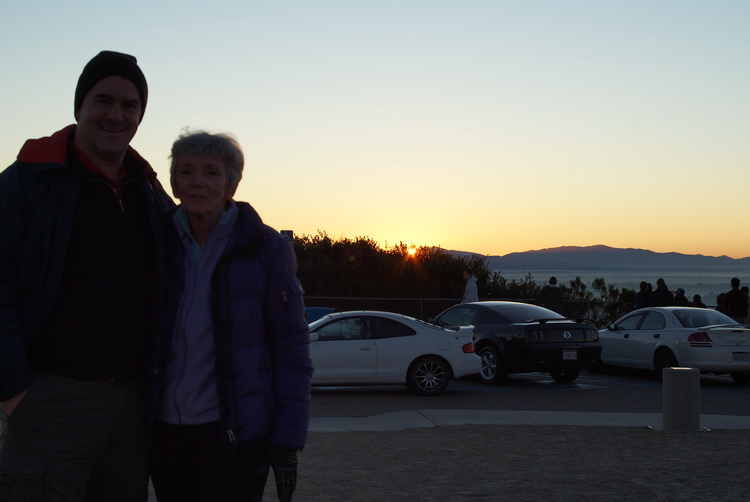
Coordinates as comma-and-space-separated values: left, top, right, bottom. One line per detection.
632, 306, 710, 312
316, 310, 416, 320
616, 306, 739, 325
309, 310, 450, 330
460, 301, 563, 315
464, 301, 531, 307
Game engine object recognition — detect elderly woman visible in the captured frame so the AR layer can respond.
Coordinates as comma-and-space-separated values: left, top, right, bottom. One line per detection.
150, 131, 313, 502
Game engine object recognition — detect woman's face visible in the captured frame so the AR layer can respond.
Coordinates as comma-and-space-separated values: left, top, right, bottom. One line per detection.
172, 153, 236, 222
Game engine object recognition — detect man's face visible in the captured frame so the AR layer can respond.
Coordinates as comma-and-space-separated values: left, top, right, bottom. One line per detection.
172, 153, 237, 223
463, 271, 470, 281
74, 75, 141, 166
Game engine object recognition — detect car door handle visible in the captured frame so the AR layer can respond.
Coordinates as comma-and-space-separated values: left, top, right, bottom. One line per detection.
653, 334, 661, 339
359, 347, 373, 351
623, 334, 629, 339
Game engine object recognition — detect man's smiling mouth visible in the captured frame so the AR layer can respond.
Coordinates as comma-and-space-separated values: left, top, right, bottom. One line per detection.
101, 126, 126, 134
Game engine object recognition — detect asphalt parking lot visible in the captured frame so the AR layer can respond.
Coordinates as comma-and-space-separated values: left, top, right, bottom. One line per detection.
310, 369, 750, 419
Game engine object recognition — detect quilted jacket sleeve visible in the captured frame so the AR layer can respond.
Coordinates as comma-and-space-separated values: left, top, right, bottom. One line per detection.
262, 229, 314, 450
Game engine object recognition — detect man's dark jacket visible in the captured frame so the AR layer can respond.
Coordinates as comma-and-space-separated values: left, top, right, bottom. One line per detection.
0, 125, 174, 401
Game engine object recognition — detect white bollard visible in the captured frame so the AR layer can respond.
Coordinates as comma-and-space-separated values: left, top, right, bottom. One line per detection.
662, 367, 701, 431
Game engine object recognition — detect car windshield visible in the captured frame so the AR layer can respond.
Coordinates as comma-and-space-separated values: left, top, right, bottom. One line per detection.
672, 309, 738, 328
488, 303, 565, 323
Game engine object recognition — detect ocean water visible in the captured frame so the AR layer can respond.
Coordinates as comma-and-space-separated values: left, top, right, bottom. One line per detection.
494, 269, 750, 306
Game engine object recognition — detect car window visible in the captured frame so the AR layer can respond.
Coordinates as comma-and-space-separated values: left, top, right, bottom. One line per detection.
640, 311, 666, 330
313, 317, 370, 341
615, 313, 643, 330
674, 311, 709, 328
673, 309, 736, 328
372, 317, 416, 339
477, 309, 507, 325
438, 307, 476, 326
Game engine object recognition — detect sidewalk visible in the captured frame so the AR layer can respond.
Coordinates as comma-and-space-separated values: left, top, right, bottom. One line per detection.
309, 408, 750, 431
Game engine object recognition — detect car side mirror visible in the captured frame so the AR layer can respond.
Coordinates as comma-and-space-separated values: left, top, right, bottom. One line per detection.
309, 333, 320, 342
607, 323, 616, 331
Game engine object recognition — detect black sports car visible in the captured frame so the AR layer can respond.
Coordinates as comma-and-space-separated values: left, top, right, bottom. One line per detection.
430, 301, 601, 383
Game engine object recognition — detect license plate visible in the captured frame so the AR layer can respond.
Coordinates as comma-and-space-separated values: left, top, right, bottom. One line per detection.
732, 352, 749, 362
563, 349, 578, 361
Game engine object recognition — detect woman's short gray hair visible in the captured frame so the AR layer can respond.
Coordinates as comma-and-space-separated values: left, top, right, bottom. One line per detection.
169, 129, 244, 189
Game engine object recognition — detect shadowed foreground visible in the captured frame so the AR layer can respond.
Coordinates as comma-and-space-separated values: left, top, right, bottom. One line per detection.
267, 425, 750, 501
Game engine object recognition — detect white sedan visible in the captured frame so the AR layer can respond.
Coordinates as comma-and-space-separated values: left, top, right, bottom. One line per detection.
309, 311, 480, 396
599, 307, 750, 383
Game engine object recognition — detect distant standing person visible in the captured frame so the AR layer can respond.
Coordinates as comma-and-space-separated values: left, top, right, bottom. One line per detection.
651, 278, 675, 307
539, 276, 564, 315
725, 277, 748, 323
691, 294, 706, 308
635, 281, 652, 309
673, 288, 689, 306
462, 268, 478, 303
716, 292, 727, 313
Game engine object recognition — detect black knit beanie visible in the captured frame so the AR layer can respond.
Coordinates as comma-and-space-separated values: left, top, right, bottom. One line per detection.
74, 51, 148, 122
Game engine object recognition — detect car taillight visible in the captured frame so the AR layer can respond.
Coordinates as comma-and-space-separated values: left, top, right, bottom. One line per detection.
527, 330, 545, 341
462, 342, 475, 353
688, 331, 713, 347
584, 329, 599, 341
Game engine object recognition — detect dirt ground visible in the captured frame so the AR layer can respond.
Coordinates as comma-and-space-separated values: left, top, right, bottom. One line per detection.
267, 425, 750, 502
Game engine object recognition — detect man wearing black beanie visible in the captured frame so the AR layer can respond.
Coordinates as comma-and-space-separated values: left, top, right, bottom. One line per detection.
0, 51, 173, 500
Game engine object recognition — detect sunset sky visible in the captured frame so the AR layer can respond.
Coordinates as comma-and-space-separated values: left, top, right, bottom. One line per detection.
2, 1, 748, 258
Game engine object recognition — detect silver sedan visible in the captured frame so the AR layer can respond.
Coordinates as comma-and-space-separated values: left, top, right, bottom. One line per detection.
599, 306, 750, 383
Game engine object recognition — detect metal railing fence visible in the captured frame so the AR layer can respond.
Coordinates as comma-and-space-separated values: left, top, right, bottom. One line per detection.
304, 296, 637, 326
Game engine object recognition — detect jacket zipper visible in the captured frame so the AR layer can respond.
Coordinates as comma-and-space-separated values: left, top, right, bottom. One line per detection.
91, 177, 127, 212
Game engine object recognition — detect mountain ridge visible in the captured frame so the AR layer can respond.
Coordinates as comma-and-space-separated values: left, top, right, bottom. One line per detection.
447, 245, 750, 271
